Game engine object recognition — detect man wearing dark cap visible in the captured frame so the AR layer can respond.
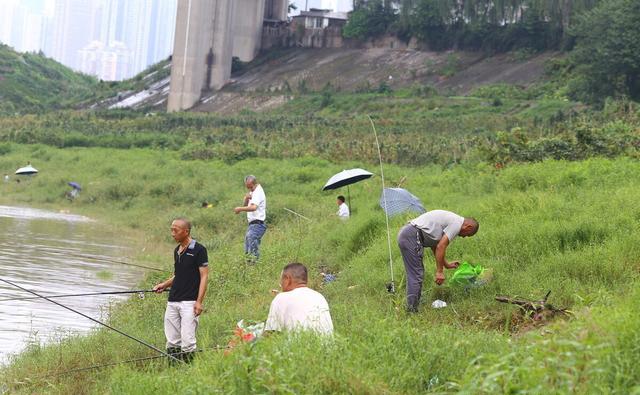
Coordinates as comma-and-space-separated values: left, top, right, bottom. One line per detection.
153, 218, 209, 362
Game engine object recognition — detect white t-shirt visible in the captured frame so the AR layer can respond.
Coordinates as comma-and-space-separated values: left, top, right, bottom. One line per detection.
247, 184, 266, 222
337, 203, 350, 219
264, 287, 334, 335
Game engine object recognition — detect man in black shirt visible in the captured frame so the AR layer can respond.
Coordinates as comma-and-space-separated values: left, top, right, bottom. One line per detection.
153, 218, 209, 363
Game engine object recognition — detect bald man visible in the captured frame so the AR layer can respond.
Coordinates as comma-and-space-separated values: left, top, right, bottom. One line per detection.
398, 210, 479, 312
265, 263, 333, 335
154, 218, 209, 363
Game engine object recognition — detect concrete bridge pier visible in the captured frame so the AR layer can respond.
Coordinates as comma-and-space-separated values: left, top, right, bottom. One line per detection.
168, 0, 290, 112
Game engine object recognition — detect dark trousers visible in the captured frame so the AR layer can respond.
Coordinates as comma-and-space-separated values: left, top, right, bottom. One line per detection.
397, 224, 424, 310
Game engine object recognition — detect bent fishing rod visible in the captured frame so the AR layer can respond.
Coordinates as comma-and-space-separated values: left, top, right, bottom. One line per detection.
0, 288, 171, 303
0, 278, 180, 363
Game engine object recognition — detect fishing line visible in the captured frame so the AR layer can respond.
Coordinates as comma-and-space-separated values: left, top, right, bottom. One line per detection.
368, 115, 395, 293
48, 346, 228, 377
8, 346, 230, 388
52, 250, 164, 272
0, 278, 180, 362
0, 243, 164, 272
0, 289, 170, 303
283, 208, 311, 261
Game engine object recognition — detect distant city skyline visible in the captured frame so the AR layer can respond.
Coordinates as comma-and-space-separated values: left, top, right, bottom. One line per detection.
0, 0, 177, 81
0, 0, 353, 81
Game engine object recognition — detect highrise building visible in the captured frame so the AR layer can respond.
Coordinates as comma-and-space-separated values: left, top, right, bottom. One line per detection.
146, 0, 177, 67
78, 39, 131, 81
1, 0, 177, 80
50, 0, 93, 69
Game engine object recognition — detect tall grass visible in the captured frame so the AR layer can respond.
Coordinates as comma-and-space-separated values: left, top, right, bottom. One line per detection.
1, 144, 639, 393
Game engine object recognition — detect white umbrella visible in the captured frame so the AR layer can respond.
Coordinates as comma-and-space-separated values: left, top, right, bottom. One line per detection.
15, 165, 38, 175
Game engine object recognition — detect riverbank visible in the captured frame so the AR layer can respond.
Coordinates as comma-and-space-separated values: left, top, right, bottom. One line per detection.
1, 144, 640, 393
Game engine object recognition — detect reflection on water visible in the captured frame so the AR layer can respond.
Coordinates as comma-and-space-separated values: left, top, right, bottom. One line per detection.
0, 206, 146, 364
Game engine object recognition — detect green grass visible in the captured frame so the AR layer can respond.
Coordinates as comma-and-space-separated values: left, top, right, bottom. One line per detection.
1, 144, 640, 393
0, 44, 170, 115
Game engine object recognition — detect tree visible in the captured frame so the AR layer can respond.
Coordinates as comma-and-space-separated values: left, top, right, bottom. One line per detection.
569, 0, 640, 103
343, 0, 398, 40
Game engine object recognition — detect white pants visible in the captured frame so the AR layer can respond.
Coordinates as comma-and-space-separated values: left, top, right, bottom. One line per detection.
164, 301, 199, 352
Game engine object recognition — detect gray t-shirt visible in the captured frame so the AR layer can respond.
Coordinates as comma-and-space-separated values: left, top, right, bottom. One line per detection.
410, 210, 464, 247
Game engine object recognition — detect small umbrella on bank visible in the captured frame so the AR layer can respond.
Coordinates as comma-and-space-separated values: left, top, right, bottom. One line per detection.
15, 164, 38, 175
379, 187, 426, 217
322, 168, 374, 212
68, 182, 82, 190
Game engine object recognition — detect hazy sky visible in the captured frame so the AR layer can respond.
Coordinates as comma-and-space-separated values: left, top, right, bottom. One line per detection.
291, 0, 353, 13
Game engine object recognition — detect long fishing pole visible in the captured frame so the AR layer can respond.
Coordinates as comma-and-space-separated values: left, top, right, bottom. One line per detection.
283, 207, 312, 222
0, 289, 170, 303
9, 346, 230, 389
54, 251, 163, 272
69, 252, 164, 272
50, 346, 228, 377
0, 244, 164, 272
0, 278, 180, 362
368, 115, 395, 293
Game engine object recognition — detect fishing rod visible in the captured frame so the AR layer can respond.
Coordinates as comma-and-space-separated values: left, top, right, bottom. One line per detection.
52, 250, 164, 272
9, 346, 230, 389
50, 346, 228, 377
368, 115, 395, 294
0, 278, 180, 363
0, 289, 171, 303
283, 207, 312, 222
0, 243, 165, 272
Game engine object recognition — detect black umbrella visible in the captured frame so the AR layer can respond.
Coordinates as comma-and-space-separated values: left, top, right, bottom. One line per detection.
322, 168, 373, 212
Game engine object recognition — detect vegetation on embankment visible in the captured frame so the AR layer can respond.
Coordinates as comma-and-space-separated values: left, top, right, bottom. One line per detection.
0, 43, 170, 116
0, 44, 97, 115
0, 89, 638, 167
346, 0, 640, 105
0, 141, 640, 393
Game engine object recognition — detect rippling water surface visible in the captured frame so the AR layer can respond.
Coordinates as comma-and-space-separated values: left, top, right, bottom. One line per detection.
0, 205, 145, 364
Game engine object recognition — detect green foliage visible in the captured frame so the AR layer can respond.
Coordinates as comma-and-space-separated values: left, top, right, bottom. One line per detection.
0, 90, 636, 167
353, 0, 602, 53
0, 44, 98, 115
1, 145, 640, 393
569, 0, 640, 104
0, 44, 171, 115
342, 0, 398, 40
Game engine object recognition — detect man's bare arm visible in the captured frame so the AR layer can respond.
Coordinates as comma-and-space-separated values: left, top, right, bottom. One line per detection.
194, 266, 209, 316
153, 276, 174, 292
234, 203, 257, 214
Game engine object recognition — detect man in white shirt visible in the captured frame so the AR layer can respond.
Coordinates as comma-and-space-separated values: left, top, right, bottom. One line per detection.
397, 210, 479, 312
336, 195, 350, 219
265, 263, 334, 335
234, 175, 267, 262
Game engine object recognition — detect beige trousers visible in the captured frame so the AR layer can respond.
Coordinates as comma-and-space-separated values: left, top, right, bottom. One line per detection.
164, 301, 199, 352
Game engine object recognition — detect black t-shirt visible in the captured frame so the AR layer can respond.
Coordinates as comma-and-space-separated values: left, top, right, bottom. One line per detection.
168, 240, 209, 302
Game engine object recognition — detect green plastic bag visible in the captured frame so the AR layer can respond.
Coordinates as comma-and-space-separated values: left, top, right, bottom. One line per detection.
448, 261, 485, 286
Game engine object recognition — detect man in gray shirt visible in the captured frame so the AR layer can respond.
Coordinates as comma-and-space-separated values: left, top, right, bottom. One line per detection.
397, 210, 479, 312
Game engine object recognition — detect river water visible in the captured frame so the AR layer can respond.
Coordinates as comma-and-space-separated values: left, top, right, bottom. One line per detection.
0, 205, 146, 364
